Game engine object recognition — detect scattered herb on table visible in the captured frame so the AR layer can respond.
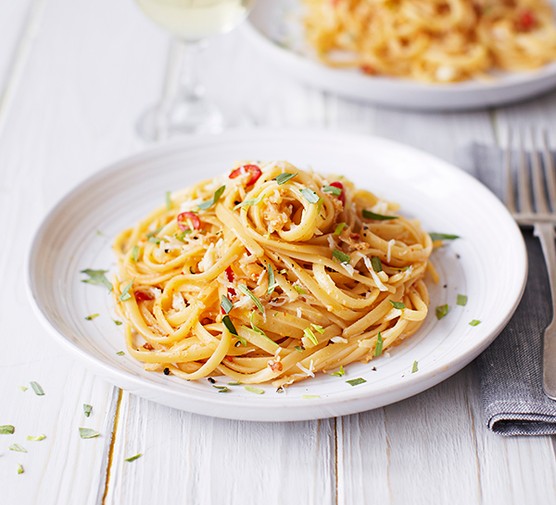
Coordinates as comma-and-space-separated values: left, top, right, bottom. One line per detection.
436, 304, 449, 320
85, 313, 99, 321
457, 294, 468, 306
9, 444, 27, 453
30, 381, 45, 396
346, 378, 367, 387
330, 365, 345, 377
27, 434, 46, 442
80, 269, 112, 291
83, 404, 93, 417
125, 453, 143, 463
244, 385, 265, 395
469, 319, 481, 326
17, 464, 24, 475
79, 427, 100, 439
411, 360, 419, 373
0, 425, 15, 434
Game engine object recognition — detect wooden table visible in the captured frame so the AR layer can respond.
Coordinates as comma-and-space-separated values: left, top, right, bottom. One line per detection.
1, 1, 556, 503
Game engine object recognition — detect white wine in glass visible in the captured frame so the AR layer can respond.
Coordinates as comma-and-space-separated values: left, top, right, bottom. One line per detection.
135, 0, 255, 140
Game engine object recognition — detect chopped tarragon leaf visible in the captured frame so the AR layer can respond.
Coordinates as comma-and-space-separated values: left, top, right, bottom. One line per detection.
235, 194, 265, 209
294, 285, 307, 295
83, 404, 93, 417
146, 227, 162, 239
131, 245, 140, 262
300, 187, 320, 204
85, 313, 99, 321
429, 232, 460, 241
457, 294, 468, 306
222, 315, 238, 335
267, 263, 277, 295
165, 191, 172, 210
0, 425, 15, 434
411, 360, 419, 373
228, 381, 242, 386
30, 381, 45, 396
119, 281, 133, 301
148, 236, 161, 244
19, 386, 28, 392
362, 209, 398, 221
295, 345, 304, 352
220, 295, 233, 314
346, 378, 367, 387
80, 269, 112, 291
213, 385, 231, 393
436, 304, 449, 320
333, 222, 347, 236
9, 444, 27, 453
275, 172, 297, 185
332, 249, 351, 264
116, 351, 125, 356
248, 313, 274, 343
330, 365, 345, 377
303, 327, 319, 346
374, 331, 383, 357
238, 284, 265, 315
113, 319, 123, 326
469, 319, 481, 326
17, 464, 24, 475
323, 185, 342, 196
79, 427, 100, 439
390, 300, 405, 310
371, 256, 382, 272
198, 185, 225, 210
244, 385, 265, 395
27, 434, 46, 441
302, 395, 321, 399
125, 453, 143, 462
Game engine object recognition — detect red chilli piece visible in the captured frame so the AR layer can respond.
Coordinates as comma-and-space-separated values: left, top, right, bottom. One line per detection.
517, 10, 536, 31
329, 181, 346, 206
360, 64, 375, 75
225, 266, 237, 297
177, 211, 201, 231
228, 164, 262, 186
135, 291, 154, 302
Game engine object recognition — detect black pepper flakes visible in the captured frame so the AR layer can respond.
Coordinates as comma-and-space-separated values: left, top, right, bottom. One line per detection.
163, 368, 170, 375
207, 377, 216, 384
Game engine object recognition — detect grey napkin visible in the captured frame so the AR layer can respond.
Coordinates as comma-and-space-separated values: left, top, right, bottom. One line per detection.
466, 143, 556, 436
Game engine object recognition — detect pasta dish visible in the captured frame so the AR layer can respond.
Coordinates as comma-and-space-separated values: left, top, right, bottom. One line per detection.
113, 161, 433, 387
303, 0, 556, 83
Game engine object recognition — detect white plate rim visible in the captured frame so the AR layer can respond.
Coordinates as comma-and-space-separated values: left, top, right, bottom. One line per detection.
26, 128, 528, 421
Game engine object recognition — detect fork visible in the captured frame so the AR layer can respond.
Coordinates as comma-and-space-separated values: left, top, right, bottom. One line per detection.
505, 128, 556, 400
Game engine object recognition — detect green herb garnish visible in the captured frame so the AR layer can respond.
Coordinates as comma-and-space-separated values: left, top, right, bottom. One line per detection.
0, 425, 15, 434
220, 295, 233, 314
119, 281, 133, 301
83, 404, 93, 417
457, 294, 468, 306
228, 381, 242, 386
371, 256, 382, 272
116, 351, 125, 356
332, 249, 350, 264
79, 427, 100, 439
244, 385, 265, 395
362, 210, 398, 221
85, 313, 99, 321
19, 386, 28, 392
125, 453, 143, 462
235, 194, 265, 209
267, 263, 277, 295
275, 172, 297, 185
300, 188, 320, 204
222, 315, 238, 335
346, 378, 367, 387
148, 236, 161, 244
131, 246, 140, 262
390, 300, 405, 310
303, 327, 319, 346
27, 434, 46, 441
323, 185, 342, 196
312, 324, 325, 334
436, 304, 449, 320
9, 444, 27, 453
411, 360, 419, 373
80, 269, 112, 291
238, 284, 265, 315
213, 385, 231, 393
469, 319, 481, 326
302, 395, 321, 399
30, 381, 44, 396
429, 232, 460, 241
198, 185, 225, 210
330, 365, 345, 377
17, 464, 24, 475
374, 331, 383, 357
113, 319, 123, 326
295, 345, 304, 352
293, 285, 307, 295
333, 223, 347, 236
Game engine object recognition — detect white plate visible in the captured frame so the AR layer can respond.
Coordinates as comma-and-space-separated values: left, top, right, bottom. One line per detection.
245, 0, 556, 110
27, 129, 526, 421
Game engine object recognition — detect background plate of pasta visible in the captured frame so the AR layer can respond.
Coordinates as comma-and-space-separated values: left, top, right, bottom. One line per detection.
27, 130, 526, 421
245, 0, 556, 110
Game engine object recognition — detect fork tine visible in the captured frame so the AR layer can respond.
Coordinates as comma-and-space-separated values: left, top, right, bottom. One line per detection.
517, 129, 533, 213
504, 128, 516, 212
542, 129, 556, 211
530, 127, 549, 214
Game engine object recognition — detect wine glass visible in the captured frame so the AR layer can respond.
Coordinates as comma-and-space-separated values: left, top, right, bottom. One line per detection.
135, 0, 255, 140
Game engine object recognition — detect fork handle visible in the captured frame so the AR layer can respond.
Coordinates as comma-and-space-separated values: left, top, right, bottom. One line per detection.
534, 222, 556, 399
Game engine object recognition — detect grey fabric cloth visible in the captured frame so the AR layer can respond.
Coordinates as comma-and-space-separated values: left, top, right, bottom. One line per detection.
466, 143, 556, 436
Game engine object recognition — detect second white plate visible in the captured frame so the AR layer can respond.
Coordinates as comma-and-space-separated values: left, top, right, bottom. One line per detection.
245, 0, 556, 110
27, 129, 526, 421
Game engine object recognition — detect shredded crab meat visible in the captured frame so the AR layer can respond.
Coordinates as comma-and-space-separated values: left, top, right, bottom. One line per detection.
296, 360, 315, 378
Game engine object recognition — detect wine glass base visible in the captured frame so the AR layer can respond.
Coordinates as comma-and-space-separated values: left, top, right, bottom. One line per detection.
136, 98, 224, 141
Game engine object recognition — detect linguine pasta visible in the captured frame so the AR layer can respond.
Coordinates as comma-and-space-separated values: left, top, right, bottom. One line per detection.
303, 0, 556, 83
113, 161, 433, 387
